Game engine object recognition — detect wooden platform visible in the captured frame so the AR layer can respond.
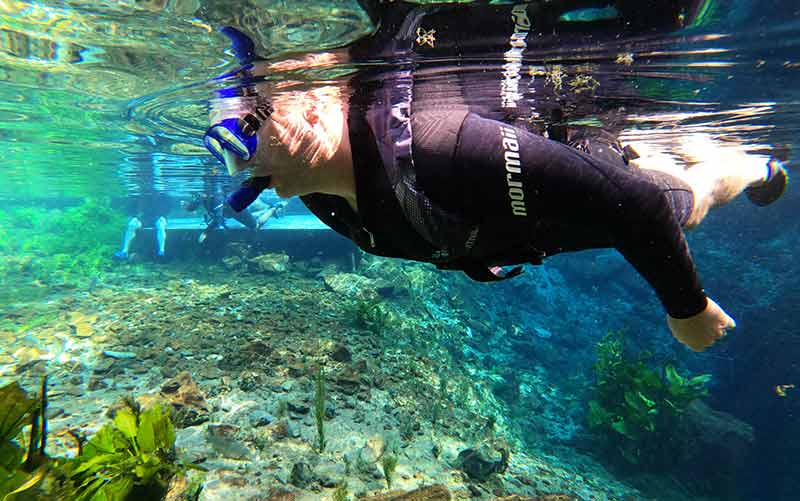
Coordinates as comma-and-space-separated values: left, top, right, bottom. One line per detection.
165, 215, 329, 231
131, 214, 357, 262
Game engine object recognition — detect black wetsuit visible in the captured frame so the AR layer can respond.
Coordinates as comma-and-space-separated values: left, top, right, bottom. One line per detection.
300, 0, 707, 319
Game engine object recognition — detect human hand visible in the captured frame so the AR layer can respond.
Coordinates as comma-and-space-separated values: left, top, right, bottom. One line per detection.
666, 297, 736, 352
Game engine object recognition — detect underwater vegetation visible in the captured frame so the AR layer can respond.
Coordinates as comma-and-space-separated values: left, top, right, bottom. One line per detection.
0, 378, 49, 500
0, 199, 125, 305
587, 331, 711, 470
314, 364, 327, 453
342, 296, 395, 336
0, 378, 202, 500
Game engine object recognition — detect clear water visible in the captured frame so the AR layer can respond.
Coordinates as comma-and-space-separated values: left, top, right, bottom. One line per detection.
1, 1, 799, 500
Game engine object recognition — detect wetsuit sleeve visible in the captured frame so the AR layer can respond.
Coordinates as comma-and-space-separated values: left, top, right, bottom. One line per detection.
420, 113, 707, 318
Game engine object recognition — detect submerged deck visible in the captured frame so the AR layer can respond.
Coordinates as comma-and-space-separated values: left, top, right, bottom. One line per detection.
166, 215, 330, 231
133, 214, 356, 262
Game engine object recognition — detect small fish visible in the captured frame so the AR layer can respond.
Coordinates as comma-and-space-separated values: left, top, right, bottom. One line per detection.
775, 384, 795, 397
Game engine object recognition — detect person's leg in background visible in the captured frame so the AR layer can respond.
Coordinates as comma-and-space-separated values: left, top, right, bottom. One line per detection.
113, 216, 142, 259
624, 131, 789, 228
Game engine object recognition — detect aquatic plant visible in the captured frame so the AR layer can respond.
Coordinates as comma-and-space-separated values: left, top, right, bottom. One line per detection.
0, 199, 125, 303
0, 378, 50, 500
0, 377, 202, 500
59, 399, 195, 500
343, 297, 391, 335
381, 454, 398, 489
314, 365, 327, 452
181, 474, 205, 501
332, 481, 349, 501
587, 331, 711, 470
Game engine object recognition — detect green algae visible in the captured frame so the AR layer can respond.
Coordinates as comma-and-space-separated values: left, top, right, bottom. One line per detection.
0, 199, 125, 304
588, 331, 711, 470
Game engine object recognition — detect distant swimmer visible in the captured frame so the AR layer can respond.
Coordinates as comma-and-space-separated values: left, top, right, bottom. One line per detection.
204, 0, 789, 352
253, 200, 288, 229
114, 216, 143, 260
113, 215, 169, 259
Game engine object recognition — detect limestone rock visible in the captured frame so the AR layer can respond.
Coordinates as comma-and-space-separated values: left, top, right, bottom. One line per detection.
492, 496, 578, 501
361, 484, 451, 500
330, 344, 352, 363
322, 273, 378, 299
68, 311, 97, 338
675, 400, 755, 494
206, 423, 249, 459
160, 371, 211, 427
336, 367, 363, 395
264, 488, 296, 500
248, 253, 290, 273
222, 255, 243, 270
457, 443, 510, 482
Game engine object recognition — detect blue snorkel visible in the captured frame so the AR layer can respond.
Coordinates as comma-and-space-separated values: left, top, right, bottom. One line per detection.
227, 176, 273, 212
205, 27, 272, 212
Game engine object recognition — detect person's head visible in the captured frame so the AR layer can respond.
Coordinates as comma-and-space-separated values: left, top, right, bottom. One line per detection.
207, 82, 347, 199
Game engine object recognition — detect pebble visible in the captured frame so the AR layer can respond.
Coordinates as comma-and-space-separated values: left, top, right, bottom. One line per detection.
206, 424, 250, 460
249, 411, 275, 427
290, 462, 314, 488
288, 402, 310, 415
102, 350, 136, 360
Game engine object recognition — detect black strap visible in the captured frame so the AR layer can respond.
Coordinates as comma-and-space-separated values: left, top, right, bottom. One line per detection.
462, 264, 524, 282
436, 259, 524, 282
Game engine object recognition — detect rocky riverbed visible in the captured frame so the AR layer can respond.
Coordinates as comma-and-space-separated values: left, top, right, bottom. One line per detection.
1, 255, 665, 500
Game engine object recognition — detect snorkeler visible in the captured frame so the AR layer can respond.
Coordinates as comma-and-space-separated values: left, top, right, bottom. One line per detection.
252, 200, 289, 229
182, 192, 252, 243
203, 0, 789, 352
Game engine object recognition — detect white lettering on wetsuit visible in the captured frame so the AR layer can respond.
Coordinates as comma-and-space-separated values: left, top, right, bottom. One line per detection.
501, 4, 531, 108
500, 125, 527, 217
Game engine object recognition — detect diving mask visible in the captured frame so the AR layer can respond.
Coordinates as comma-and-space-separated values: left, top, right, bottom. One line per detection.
203, 99, 274, 175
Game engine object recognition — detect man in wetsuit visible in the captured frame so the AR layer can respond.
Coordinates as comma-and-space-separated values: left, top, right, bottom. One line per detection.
208, 0, 789, 352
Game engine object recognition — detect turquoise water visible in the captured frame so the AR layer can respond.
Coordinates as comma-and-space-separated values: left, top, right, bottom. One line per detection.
1, 1, 799, 500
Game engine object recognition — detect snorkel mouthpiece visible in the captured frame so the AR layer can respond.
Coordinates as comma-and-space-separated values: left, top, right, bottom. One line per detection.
227, 176, 271, 212
204, 100, 274, 171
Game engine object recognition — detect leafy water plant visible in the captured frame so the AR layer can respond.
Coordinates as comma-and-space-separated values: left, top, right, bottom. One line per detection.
0, 377, 202, 500
59, 399, 198, 500
314, 365, 327, 452
0, 378, 50, 500
343, 295, 402, 337
587, 331, 711, 470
